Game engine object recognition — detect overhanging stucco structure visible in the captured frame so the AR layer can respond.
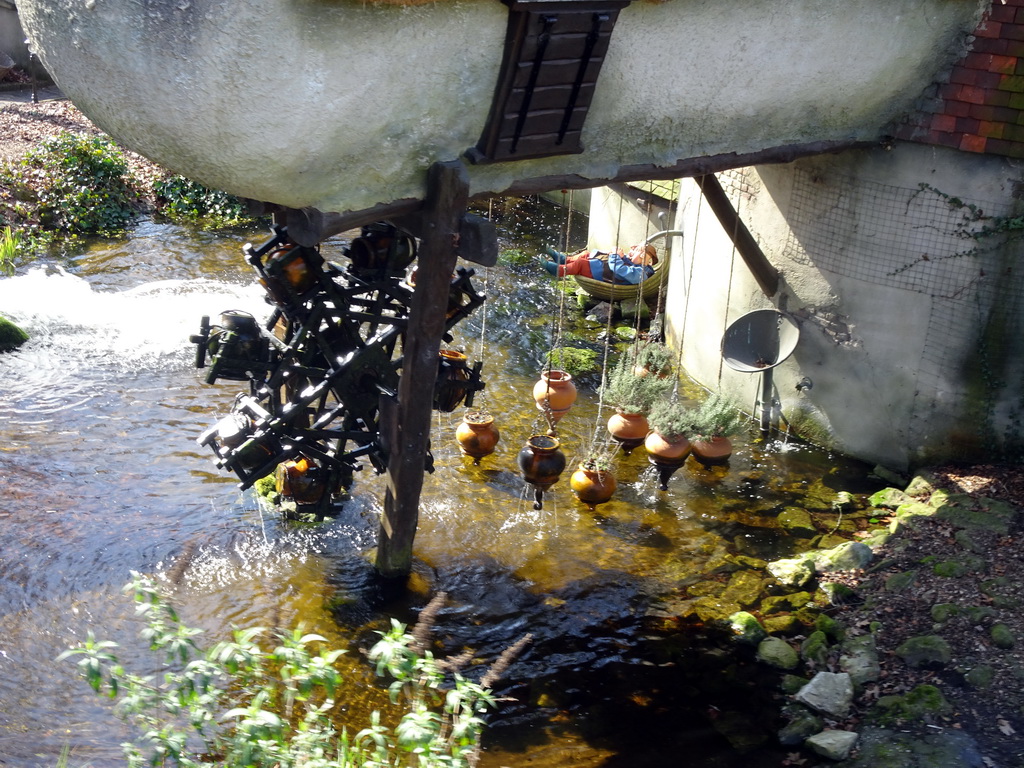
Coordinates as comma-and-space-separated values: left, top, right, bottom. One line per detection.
18, 0, 985, 222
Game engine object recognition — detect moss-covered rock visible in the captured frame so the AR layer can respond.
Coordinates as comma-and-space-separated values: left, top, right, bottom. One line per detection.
991, 623, 1015, 650
761, 591, 813, 615
757, 636, 799, 670
839, 633, 880, 687
814, 541, 873, 573
894, 635, 952, 669
0, 315, 28, 352
801, 630, 830, 666
777, 703, 822, 746
777, 506, 816, 536
930, 603, 958, 624
964, 664, 995, 688
766, 555, 815, 588
720, 569, 765, 607
870, 684, 951, 725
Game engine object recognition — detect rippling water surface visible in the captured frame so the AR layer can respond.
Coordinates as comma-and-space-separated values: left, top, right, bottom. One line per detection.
0, 206, 882, 767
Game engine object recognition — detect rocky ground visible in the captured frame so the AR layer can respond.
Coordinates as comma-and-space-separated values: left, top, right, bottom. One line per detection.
3, 84, 1024, 768
820, 465, 1024, 768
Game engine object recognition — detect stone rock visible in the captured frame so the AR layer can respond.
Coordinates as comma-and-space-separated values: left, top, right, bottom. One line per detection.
991, 623, 1015, 649
814, 541, 873, 573
904, 475, 937, 497
890, 501, 936, 532
805, 729, 859, 761
819, 581, 857, 605
767, 555, 815, 588
728, 611, 767, 646
794, 672, 854, 718
0, 315, 28, 352
721, 570, 765, 607
761, 591, 813, 615
868, 487, 913, 509
778, 703, 823, 745
757, 636, 799, 670
763, 614, 800, 635
894, 635, 952, 669
801, 630, 830, 666
932, 494, 1018, 534
964, 664, 994, 688
929, 603, 958, 623
839, 633, 880, 686
871, 684, 951, 725
780, 674, 809, 695
836, 726, 984, 767
777, 506, 816, 535
815, 612, 844, 642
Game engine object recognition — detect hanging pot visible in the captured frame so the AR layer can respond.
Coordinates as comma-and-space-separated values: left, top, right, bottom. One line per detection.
455, 410, 500, 462
607, 410, 649, 453
570, 462, 617, 506
275, 455, 325, 504
532, 369, 577, 425
517, 434, 566, 509
691, 436, 733, 464
434, 350, 472, 412
644, 431, 691, 490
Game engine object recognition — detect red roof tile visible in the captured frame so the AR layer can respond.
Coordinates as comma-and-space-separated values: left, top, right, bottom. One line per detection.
894, 0, 1024, 157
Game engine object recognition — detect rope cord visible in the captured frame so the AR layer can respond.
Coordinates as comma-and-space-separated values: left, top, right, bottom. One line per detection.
472, 199, 494, 412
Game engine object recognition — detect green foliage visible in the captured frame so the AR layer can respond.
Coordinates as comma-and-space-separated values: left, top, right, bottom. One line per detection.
599, 355, 671, 415
60, 572, 526, 768
0, 132, 136, 237
689, 392, 744, 440
0, 226, 19, 275
632, 341, 674, 377
647, 398, 696, 440
546, 346, 599, 379
153, 175, 251, 228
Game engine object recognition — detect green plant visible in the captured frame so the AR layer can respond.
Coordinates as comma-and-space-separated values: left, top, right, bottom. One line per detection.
0, 132, 137, 236
497, 247, 533, 267
60, 572, 528, 768
689, 392, 744, 441
0, 225, 19, 274
647, 398, 696, 441
599, 355, 671, 415
153, 174, 251, 227
632, 341, 674, 377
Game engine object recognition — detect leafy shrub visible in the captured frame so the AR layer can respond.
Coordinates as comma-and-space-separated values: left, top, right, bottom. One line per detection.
0, 132, 137, 236
61, 572, 528, 768
153, 174, 251, 227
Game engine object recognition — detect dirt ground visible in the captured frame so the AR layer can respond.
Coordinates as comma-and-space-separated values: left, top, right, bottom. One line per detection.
3, 86, 1024, 767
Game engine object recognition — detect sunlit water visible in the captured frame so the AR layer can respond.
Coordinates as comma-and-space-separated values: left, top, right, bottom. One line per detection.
0, 207, 882, 767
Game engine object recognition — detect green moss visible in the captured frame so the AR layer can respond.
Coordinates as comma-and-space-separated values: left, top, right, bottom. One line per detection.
0, 315, 28, 351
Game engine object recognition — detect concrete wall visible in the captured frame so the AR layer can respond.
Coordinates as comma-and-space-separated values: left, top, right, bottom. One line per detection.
16, 0, 984, 216
0, 3, 30, 69
657, 145, 1024, 472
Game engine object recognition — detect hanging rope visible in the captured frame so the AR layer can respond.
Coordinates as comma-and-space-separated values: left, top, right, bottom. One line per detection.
471, 199, 494, 413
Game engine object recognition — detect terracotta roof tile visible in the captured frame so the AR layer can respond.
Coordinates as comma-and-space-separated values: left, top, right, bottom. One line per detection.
892, 0, 1024, 157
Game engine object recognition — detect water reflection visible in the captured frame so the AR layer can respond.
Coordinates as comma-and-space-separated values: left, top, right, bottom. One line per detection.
0, 203, 882, 767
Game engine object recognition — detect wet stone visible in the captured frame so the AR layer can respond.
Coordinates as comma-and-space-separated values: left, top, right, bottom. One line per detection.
720, 570, 765, 607
761, 591, 813, 615
729, 611, 767, 646
767, 555, 815, 588
777, 506, 816, 536
763, 614, 800, 635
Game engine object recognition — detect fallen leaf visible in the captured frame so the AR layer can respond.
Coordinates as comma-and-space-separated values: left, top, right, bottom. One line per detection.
997, 718, 1016, 736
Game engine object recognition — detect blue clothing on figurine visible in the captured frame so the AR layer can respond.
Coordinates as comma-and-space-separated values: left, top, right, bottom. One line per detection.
538, 243, 657, 284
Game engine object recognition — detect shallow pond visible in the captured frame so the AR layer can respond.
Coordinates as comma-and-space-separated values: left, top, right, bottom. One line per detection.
0, 201, 884, 766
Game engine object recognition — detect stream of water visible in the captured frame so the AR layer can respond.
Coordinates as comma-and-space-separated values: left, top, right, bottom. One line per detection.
0, 202, 884, 767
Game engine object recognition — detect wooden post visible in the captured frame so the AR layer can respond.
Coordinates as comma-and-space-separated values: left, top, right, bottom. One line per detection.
375, 161, 468, 579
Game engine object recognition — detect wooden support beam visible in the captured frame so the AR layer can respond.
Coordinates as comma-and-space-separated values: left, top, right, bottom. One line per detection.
269, 138, 873, 248
693, 173, 779, 298
375, 160, 468, 579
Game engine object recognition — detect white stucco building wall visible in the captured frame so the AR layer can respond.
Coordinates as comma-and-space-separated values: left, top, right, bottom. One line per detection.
649, 144, 1024, 472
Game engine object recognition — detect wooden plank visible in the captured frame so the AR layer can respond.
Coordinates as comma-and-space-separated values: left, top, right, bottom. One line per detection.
374, 160, 468, 579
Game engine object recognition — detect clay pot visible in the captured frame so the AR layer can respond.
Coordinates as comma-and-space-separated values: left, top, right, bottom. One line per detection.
532, 370, 577, 425
275, 455, 325, 504
607, 410, 649, 453
644, 430, 691, 464
517, 434, 566, 509
691, 436, 733, 464
570, 463, 617, 506
455, 411, 500, 461
644, 431, 691, 491
434, 350, 472, 412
